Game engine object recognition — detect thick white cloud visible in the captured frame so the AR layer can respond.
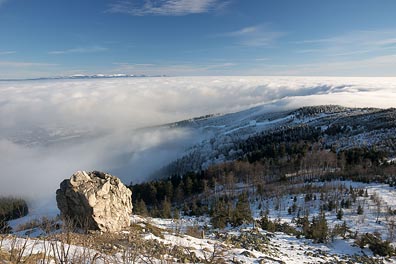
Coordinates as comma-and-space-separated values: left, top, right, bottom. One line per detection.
0, 76, 395, 206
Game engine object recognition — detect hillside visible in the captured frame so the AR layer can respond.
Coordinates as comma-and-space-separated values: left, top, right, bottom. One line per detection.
3, 181, 396, 263
155, 105, 396, 178
2, 105, 396, 263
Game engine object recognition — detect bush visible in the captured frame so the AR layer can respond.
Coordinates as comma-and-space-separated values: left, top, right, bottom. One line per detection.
0, 219, 11, 234
337, 209, 343, 220
259, 214, 276, 232
186, 225, 204, 239
355, 233, 395, 256
259, 215, 300, 236
309, 212, 328, 243
0, 197, 28, 220
296, 211, 329, 243
15, 216, 60, 233
357, 205, 364, 215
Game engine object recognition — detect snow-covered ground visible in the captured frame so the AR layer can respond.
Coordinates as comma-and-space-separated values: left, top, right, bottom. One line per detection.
4, 180, 396, 263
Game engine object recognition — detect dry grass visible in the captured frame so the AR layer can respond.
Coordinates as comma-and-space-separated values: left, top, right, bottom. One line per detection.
0, 217, 227, 263
15, 216, 60, 233
185, 225, 204, 239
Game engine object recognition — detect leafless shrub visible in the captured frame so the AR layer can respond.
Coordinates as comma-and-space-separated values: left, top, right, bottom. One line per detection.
201, 242, 227, 264
185, 224, 204, 239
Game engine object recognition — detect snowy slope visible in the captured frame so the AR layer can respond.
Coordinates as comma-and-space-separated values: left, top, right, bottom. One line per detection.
156, 105, 396, 178
4, 181, 396, 264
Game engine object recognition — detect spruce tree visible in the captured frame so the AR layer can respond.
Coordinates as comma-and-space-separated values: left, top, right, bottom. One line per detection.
357, 205, 364, 215
231, 193, 252, 227
211, 199, 228, 229
134, 199, 149, 216
161, 197, 172, 218
311, 211, 328, 243
337, 209, 343, 220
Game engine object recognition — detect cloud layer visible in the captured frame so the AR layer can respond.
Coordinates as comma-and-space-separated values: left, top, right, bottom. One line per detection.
0, 76, 395, 208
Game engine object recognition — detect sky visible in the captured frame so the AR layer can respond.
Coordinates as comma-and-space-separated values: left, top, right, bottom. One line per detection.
1, 0, 396, 78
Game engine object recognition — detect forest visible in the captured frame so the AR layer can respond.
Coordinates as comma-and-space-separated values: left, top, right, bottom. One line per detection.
130, 124, 396, 218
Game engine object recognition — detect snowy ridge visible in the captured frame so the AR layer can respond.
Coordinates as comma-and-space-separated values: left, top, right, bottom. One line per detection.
0, 73, 160, 82
156, 105, 396, 178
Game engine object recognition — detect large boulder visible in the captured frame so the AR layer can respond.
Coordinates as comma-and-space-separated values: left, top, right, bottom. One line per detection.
56, 171, 132, 232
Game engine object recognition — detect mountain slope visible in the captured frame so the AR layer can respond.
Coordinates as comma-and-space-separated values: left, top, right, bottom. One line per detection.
155, 105, 396, 178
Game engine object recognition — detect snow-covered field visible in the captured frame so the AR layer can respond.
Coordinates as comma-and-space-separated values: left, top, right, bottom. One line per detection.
3, 180, 396, 263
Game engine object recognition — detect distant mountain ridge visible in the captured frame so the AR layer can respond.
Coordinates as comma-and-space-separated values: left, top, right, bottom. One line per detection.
0, 73, 166, 82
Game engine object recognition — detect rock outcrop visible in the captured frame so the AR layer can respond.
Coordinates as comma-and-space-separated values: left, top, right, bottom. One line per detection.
56, 171, 132, 232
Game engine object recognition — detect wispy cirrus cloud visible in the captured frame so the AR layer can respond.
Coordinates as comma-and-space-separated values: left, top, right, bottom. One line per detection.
111, 61, 237, 75
255, 57, 269, 61
0, 0, 7, 7
49, 46, 108, 55
294, 30, 396, 58
0, 60, 60, 79
108, 0, 228, 16
0, 60, 57, 68
221, 25, 285, 47
0, 51, 16, 55
245, 54, 396, 77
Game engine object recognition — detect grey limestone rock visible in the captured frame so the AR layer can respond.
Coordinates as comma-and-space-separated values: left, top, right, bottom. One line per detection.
56, 171, 132, 232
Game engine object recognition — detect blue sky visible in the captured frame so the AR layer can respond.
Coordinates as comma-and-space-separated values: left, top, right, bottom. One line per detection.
1, 0, 396, 78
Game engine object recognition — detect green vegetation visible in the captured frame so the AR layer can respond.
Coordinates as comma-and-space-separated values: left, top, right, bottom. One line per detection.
0, 197, 29, 233
130, 121, 395, 217
355, 232, 395, 256
210, 193, 253, 228
126, 123, 396, 255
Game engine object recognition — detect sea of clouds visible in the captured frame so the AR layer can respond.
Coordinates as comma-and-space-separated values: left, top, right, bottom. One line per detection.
0, 76, 395, 212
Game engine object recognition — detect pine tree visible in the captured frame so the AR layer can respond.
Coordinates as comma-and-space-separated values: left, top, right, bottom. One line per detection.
190, 200, 199, 216
231, 193, 252, 227
211, 199, 229, 229
172, 208, 180, 219
292, 202, 298, 213
183, 175, 193, 196
299, 215, 310, 237
134, 199, 148, 216
161, 197, 172, 218
357, 204, 364, 215
341, 220, 348, 238
311, 211, 328, 243
259, 212, 276, 232
337, 209, 343, 220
